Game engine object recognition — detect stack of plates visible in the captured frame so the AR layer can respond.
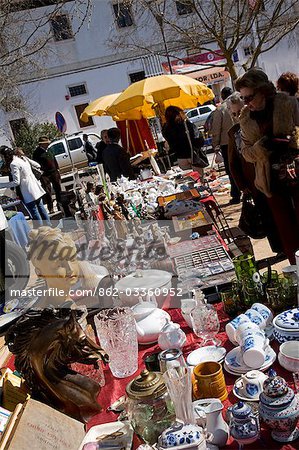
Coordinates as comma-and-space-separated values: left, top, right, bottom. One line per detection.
224, 346, 276, 375
187, 346, 227, 366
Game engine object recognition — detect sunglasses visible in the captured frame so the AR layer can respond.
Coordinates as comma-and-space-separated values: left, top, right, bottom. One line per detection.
240, 93, 256, 103
232, 111, 241, 117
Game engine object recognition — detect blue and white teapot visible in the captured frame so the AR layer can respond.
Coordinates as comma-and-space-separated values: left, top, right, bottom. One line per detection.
229, 402, 259, 447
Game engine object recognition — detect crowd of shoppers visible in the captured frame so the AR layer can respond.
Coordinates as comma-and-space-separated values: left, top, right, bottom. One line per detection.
0, 68, 298, 264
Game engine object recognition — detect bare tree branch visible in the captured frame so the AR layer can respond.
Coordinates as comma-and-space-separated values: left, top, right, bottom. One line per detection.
109, 0, 299, 80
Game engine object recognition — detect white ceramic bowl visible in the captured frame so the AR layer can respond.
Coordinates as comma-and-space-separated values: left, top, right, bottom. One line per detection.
278, 341, 299, 372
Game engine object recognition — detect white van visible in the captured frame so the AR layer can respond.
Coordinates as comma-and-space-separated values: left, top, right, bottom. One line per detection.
185, 104, 216, 128
48, 132, 101, 174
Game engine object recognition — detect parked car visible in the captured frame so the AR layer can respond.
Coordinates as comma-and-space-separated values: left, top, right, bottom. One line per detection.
185, 104, 216, 129
48, 132, 101, 174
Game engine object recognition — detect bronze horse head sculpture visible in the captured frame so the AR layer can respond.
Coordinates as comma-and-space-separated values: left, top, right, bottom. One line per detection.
5, 308, 109, 423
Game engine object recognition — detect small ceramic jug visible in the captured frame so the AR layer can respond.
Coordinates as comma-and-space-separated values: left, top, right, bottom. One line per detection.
229, 402, 259, 449
193, 398, 229, 447
158, 319, 186, 350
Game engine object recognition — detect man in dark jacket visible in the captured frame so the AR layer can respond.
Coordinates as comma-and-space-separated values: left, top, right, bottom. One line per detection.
83, 134, 97, 163
32, 136, 61, 213
102, 128, 134, 182
95, 129, 109, 164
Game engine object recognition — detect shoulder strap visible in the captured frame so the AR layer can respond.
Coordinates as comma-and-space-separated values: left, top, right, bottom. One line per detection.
184, 120, 193, 151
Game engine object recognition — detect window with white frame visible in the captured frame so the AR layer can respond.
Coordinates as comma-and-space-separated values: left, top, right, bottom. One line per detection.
176, 1, 193, 15
113, 3, 133, 28
51, 14, 73, 41
68, 84, 87, 97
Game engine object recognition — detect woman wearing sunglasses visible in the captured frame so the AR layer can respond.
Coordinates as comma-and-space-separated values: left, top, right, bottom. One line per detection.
235, 69, 299, 264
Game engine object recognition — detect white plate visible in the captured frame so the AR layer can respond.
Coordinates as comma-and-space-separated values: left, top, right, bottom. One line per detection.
78, 421, 133, 450
187, 346, 226, 366
224, 346, 276, 374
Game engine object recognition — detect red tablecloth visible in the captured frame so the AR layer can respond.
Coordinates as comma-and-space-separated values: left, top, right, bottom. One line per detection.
89, 303, 298, 450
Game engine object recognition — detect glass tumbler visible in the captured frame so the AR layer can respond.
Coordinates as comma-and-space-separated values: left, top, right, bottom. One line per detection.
220, 289, 239, 317
158, 349, 186, 374
191, 304, 221, 347
94, 307, 138, 378
233, 254, 257, 282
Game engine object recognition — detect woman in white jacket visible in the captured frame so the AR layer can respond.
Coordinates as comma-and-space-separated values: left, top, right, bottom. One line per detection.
0, 147, 51, 226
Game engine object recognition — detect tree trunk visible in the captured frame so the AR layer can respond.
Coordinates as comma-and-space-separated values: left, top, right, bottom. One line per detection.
224, 54, 238, 86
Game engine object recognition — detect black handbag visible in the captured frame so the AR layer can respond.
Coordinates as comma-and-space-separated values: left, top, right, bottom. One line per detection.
26, 157, 43, 180
184, 120, 209, 168
239, 195, 267, 239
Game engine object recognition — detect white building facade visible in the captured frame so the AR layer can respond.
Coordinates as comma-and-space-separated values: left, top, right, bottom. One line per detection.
0, 0, 298, 146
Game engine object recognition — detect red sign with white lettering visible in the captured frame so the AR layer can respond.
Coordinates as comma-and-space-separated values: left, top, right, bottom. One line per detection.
162, 50, 225, 74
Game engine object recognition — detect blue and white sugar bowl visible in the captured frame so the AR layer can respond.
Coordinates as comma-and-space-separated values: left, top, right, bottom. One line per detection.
229, 402, 259, 447
157, 422, 214, 450
234, 370, 268, 401
273, 308, 299, 343
259, 369, 299, 442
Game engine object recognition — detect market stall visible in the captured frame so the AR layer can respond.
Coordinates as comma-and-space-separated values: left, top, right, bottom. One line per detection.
0, 141, 298, 450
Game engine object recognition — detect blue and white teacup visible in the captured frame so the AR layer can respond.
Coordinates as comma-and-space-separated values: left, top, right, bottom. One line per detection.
245, 308, 266, 329
251, 303, 273, 326
235, 322, 260, 345
225, 314, 251, 344
241, 332, 268, 369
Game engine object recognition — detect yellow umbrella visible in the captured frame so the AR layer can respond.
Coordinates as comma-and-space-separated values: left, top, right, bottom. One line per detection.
107, 74, 214, 118
80, 93, 154, 122
80, 93, 120, 122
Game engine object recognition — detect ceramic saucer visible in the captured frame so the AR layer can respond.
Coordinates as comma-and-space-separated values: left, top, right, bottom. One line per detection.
224, 346, 276, 375
187, 346, 226, 366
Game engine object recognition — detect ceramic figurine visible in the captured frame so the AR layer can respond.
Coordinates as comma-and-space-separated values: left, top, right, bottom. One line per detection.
193, 398, 229, 447
259, 369, 299, 442
158, 319, 187, 350
229, 402, 259, 450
